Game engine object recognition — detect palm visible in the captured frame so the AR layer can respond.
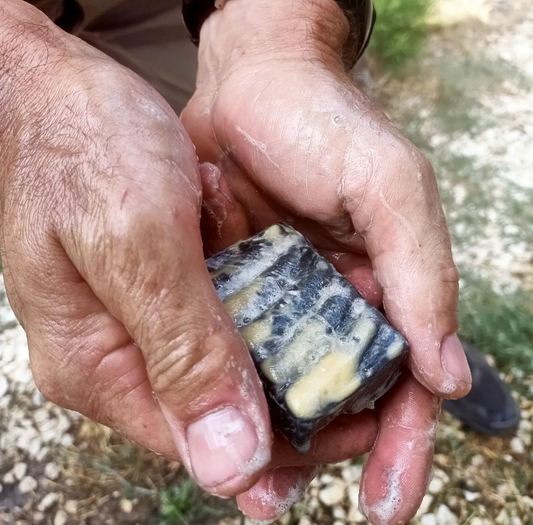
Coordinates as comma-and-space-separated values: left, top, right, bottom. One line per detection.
183, 61, 381, 251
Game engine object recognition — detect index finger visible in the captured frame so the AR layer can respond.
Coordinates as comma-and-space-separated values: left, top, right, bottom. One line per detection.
360, 374, 439, 525
344, 139, 472, 399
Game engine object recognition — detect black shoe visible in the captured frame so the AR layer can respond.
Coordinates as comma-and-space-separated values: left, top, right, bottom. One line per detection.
442, 341, 521, 436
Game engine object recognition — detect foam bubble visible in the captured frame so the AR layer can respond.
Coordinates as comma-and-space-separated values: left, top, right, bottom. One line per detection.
363, 467, 403, 525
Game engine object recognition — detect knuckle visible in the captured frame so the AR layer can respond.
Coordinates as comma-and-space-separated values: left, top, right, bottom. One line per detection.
438, 263, 460, 284
378, 137, 434, 190
148, 325, 228, 399
436, 262, 460, 293
31, 365, 64, 407
341, 134, 422, 212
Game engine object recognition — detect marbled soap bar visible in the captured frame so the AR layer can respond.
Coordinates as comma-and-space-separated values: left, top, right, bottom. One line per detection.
207, 224, 408, 452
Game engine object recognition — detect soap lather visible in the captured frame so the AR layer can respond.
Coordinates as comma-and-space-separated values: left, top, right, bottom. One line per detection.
207, 223, 408, 452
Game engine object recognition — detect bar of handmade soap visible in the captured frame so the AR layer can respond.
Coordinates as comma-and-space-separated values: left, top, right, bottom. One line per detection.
207, 224, 408, 452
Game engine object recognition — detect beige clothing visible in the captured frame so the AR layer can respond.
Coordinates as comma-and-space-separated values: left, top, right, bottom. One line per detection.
29, 0, 197, 113
27, 1, 371, 112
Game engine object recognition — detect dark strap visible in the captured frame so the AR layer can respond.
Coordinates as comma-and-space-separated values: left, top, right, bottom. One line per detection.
349, 0, 376, 63
182, 0, 376, 62
182, 0, 218, 45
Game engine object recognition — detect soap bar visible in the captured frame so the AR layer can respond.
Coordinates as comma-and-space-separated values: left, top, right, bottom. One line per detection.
207, 224, 408, 452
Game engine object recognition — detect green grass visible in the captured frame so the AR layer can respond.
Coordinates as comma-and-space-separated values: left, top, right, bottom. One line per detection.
458, 272, 533, 380
157, 479, 226, 525
371, 0, 433, 71
431, 55, 528, 137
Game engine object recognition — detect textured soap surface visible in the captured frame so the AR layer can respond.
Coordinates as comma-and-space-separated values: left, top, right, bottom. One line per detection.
207, 223, 408, 452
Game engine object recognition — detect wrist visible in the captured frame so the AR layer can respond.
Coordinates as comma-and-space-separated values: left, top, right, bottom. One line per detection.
199, 0, 350, 71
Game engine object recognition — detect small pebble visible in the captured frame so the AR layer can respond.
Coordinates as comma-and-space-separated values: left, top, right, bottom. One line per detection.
32, 389, 45, 406
53, 510, 68, 525
416, 494, 434, 516
348, 484, 360, 507
342, 465, 363, 484
436, 504, 458, 525
44, 462, 60, 481
38, 493, 60, 511
279, 515, 291, 525
298, 518, 314, 525
13, 463, 27, 481
429, 477, 444, 494
309, 477, 320, 488
319, 483, 345, 506
36, 447, 50, 462
3, 471, 15, 485
120, 499, 133, 513
470, 454, 484, 467
421, 514, 438, 525
434, 469, 450, 483
308, 497, 319, 511
496, 510, 508, 524
523, 496, 533, 508
347, 506, 367, 524
18, 476, 37, 494
519, 419, 532, 432
333, 507, 346, 519
464, 490, 479, 502
65, 500, 78, 514
320, 474, 335, 485
510, 437, 525, 454
0, 374, 8, 397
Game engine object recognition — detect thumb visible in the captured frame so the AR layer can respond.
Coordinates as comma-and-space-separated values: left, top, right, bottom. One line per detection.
345, 142, 471, 399
59, 179, 273, 497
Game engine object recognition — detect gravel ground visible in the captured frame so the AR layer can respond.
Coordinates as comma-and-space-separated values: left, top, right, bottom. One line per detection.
0, 274, 78, 525
1, 0, 532, 524
374, 0, 533, 292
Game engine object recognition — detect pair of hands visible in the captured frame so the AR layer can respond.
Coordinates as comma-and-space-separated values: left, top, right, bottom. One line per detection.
0, 0, 471, 523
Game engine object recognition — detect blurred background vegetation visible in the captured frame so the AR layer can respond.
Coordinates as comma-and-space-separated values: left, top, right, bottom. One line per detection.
370, 0, 432, 72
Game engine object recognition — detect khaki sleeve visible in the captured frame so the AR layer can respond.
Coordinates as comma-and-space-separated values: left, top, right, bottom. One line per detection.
24, 0, 64, 22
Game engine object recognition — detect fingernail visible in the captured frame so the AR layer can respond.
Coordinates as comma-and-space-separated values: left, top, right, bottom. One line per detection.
187, 406, 259, 488
441, 334, 472, 388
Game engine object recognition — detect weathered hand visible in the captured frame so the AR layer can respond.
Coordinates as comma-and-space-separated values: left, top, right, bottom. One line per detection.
0, 0, 379, 504
182, 0, 472, 522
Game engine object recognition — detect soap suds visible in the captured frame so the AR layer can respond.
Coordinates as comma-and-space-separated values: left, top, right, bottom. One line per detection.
246, 468, 318, 523
361, 467, 403, 525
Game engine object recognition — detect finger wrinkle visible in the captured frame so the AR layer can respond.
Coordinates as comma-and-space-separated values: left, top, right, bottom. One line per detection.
377, 190, 420, 250
235, 125, 286, 179
382, 423, 438, 440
